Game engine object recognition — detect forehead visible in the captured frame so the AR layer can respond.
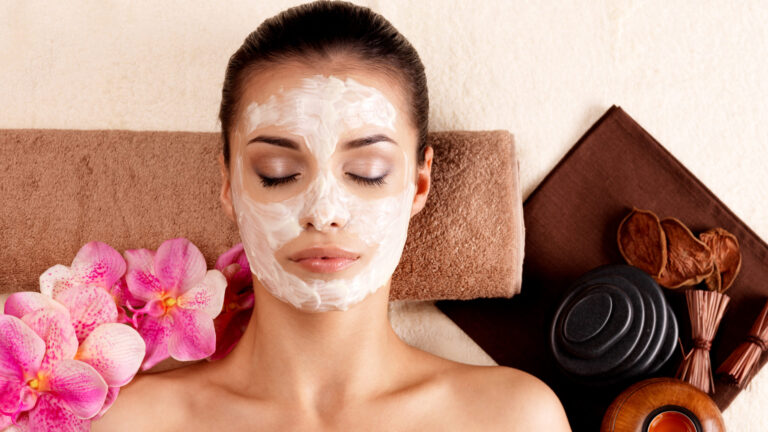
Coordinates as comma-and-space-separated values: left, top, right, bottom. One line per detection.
236, 62, 411, 134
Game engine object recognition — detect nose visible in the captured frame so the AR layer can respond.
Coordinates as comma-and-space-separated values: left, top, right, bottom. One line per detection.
299, 206, 349, 232
298, 173, 350, 232
300, 217, 345, 232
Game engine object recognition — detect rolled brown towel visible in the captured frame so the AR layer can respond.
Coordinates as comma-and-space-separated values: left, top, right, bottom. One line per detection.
0, 129, 524, 300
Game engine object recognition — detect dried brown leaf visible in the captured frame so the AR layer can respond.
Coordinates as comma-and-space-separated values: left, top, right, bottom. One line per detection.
617, 207, 667, 277
699, 227, 742, 293
705, 262, 722, 292
656, 217, 714, 289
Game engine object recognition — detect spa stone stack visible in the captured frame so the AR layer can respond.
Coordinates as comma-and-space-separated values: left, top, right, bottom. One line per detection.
550, 264, 678, 384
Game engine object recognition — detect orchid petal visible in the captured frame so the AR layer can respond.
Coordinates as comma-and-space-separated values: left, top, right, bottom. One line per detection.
123, 248, 156, 275
0, 380, 38, 423
3, 292, 68, 319
56, 286, 118, 342
47, 359, 107, 419
177, 269, 227, 319
215, 243, 252, 292
146, 299, 166, 317
24, 393, 89, 432
93, 386, 119, 419
210, 309, 251, 361
0, 379, 27, 419
115, 307, 128, 325
0, 413, 11, 429
124, 268, 163, 303
18, 386, 38, 415
106, 277, 140, 325
109, 276, 142, 309
212, 291, 253, 350
70, 242, 126, 291
168, 308, 216, 362
213, 307, 236, 339
237, 291, 255, 310
214, 243, 244, 270
76, 323, 145, 387
21, 309, 78, 372
124, 248, 164, 302
0, 315, 45, 381
39, 264, 74, 299
136, 315, 172, 371
154, 238, 207, 296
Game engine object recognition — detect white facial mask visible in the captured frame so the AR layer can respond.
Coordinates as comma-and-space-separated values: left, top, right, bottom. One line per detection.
230, 74, 416, 312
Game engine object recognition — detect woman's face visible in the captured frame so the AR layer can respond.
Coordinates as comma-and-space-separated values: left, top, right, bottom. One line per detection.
224, 62, 425, 312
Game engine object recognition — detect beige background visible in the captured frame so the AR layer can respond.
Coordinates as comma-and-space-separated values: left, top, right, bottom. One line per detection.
2, 0, 767, 429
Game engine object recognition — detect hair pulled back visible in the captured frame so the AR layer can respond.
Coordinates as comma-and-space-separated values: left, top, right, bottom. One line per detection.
218, 0, 429, 168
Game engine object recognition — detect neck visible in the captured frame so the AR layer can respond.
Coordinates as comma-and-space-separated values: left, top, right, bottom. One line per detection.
218, 276, 412, 414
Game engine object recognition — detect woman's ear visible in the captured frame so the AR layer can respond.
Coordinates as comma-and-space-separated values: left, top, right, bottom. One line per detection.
218, 153, 236, 224
410, 145, 433, 218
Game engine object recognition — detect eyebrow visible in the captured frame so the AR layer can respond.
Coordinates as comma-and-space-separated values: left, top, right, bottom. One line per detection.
247, 134, 397, 150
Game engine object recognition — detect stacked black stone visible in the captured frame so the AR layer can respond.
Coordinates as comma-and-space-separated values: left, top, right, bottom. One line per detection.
549, 264, 678, 385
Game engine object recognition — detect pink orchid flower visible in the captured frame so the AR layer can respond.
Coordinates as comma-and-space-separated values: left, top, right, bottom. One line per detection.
3, 293, 146, 428
0, 311, 105, 430
210, 243, 254, 361
38, 241, 133, 328
124, 237, 226, 370
75, 323, 145, 419
1, 413, 11, 429
215, 243, 253, 293
15, 282, 118, 345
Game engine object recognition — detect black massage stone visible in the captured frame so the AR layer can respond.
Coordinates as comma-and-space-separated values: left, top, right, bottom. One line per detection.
551, 273, 645, 376
549, 264, 679, 384
646, 304, 679, 375
590, 265, 667, 381
559, 282, 634, 359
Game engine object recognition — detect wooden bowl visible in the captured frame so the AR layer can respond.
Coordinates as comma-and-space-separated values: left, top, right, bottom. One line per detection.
601, 377, 725, 432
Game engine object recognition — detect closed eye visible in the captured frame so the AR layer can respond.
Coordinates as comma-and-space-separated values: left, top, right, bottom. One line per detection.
346, 173, 387, 187
258, 174, 299, 188
258, 173, 388, 188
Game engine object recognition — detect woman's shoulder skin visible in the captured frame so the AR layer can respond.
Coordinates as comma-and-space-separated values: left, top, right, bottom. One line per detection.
92, 359, 570, 431
90, 366, 195, 432
447, 363, 571, 431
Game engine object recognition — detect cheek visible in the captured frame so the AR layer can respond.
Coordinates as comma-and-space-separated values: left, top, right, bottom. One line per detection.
343, 181, 416, 246
340, 149, 412, 199
234, 149, 315, 203
233, 193, 300, 250
231, 155, 302, 251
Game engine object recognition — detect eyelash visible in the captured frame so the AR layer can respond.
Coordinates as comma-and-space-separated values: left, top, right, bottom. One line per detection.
257, 173, 387, 188
259, 174, 299, 188
347, 173, 387, 187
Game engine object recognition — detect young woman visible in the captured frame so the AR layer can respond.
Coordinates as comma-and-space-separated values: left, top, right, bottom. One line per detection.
94, 1, 571, 430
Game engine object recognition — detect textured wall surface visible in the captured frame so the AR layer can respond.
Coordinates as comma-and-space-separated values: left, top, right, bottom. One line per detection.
2, 1, 767, 429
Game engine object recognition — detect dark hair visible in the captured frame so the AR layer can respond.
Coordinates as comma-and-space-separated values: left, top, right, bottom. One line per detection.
218, 0, 428, 169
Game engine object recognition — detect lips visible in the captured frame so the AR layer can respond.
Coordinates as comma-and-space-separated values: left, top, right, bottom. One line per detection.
289, 246, 359, 261
288, 246, 360, 274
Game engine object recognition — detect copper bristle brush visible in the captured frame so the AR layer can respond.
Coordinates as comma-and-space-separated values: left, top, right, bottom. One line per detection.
676, 289, 730, 394
716, 298, 768, 389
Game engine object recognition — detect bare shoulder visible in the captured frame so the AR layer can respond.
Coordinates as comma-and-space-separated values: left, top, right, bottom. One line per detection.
90, 367, 192, 432
448, 364, 571, 431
